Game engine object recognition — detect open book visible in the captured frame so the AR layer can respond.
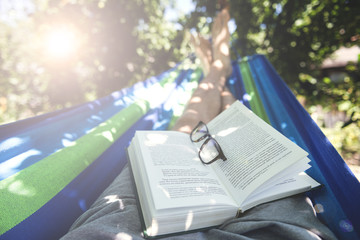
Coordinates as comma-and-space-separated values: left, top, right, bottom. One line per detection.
127, 100, 320, 238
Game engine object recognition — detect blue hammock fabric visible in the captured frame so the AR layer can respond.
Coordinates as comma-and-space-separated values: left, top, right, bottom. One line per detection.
228, 55, 360, 240
0, 55, 359, 240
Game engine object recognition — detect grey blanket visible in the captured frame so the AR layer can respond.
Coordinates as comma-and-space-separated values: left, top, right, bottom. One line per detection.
61, 166, 337, 240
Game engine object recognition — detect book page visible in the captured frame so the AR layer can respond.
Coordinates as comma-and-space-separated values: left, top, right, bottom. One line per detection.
240, 172, 320, 212
133, 131, 238, 212
207, 101, 308, 206
253, 157, 310, 192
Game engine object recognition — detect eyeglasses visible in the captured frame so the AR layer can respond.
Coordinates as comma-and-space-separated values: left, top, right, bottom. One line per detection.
190, 121, 227, 165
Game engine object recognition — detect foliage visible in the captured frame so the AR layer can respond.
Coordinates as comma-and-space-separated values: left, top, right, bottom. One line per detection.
185, 0, 360, 160
0, 0, 187, 124
1, 0, 359, 161
187, 0, 359, 85
304, 59, 360, 159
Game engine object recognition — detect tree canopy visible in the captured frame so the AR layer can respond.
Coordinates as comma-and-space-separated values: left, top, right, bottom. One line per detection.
0, 0, 187, 123
0, 0, 359, 160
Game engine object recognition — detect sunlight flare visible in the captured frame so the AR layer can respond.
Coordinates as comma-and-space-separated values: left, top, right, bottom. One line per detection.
45, 26, 78, 58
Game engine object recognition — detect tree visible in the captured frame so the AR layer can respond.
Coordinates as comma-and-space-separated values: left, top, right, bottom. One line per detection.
0, 0, 186, 123
185, 0, 360, 160
187, 0, 359, 85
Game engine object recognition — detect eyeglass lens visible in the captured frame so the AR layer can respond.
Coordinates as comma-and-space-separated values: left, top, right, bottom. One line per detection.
199, 138, 221, 164
190, 121, 227, 164
191, 122, 208, 142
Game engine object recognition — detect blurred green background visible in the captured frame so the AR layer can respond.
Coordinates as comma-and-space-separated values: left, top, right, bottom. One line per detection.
0, 0, 359, 174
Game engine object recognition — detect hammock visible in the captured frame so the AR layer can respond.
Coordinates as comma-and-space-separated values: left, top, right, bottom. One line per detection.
0, 55, 359, 240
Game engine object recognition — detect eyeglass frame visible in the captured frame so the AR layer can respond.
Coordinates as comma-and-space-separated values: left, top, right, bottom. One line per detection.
190, 121, 227, 165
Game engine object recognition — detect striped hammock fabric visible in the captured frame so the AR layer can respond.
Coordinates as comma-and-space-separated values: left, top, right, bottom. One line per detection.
0, 55, 359, 240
